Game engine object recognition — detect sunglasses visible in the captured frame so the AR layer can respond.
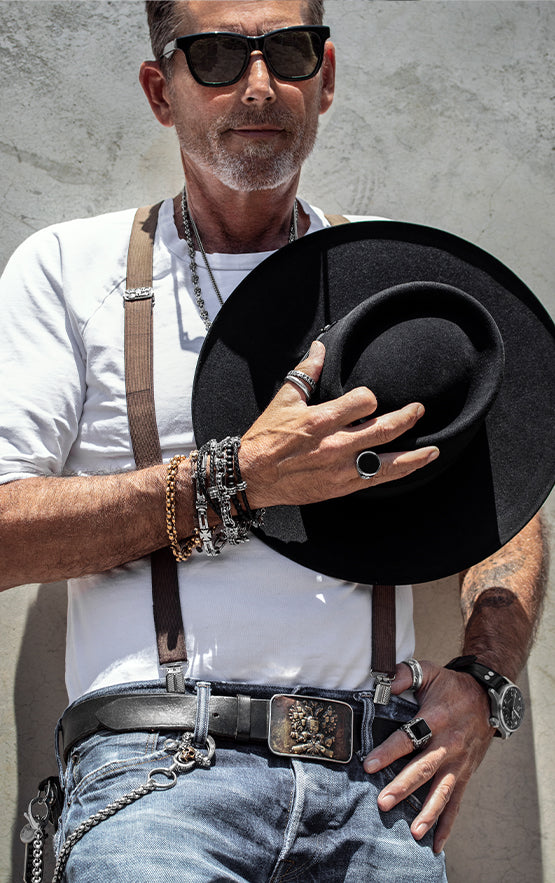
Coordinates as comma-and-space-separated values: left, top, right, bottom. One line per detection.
161, 26, 331, 87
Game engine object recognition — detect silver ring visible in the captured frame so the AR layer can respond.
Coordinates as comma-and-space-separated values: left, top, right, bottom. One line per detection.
402, 657, 424, 692
284, 370, 316, 399
286, 370, 317, 393
400, 717, 432, 751
356, 450, 382, 479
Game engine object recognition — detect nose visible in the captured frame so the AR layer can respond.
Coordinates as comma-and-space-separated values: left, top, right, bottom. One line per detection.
241, 51, 276, 105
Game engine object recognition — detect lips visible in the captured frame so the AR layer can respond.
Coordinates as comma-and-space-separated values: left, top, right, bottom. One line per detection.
219, 109, 296, 137
230, 127, 284, 137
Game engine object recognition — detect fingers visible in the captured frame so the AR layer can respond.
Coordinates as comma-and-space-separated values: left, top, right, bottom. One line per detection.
283, 345, 438, 475
390, 660, 422, 696
432, 789, 464, 854
281, 342, 436, 469
363, 727, 420, 776
279, 340, 326, 403
364, 730, 456, 853
363, 662, 494, 852
364, 444, 440, 487
242, 340, 439, 508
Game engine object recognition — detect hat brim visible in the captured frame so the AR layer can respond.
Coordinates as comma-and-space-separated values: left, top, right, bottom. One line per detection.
192, 221, 555, 584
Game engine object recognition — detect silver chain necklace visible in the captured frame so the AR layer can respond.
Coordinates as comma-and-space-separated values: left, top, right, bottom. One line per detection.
181, 186, 298, 331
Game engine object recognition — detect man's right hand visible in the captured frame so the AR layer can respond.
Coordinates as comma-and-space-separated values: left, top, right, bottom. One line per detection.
240, 340, 440, 510
0, 341, 439, 590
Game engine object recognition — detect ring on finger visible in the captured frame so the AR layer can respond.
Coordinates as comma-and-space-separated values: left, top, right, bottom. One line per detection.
400, 717, 432, 751
356, 450, 382, 479
402, 657, 424, 692
284, 370, 317, 400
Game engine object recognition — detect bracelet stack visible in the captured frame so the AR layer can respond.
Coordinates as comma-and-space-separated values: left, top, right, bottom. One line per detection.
165, 439, 264, 561
195, 437, 264, 555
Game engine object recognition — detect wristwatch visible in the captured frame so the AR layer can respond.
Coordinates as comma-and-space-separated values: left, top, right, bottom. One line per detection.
445, 655, 525, 739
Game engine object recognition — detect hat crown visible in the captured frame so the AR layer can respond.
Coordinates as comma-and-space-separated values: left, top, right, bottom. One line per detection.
318, 282, 505, 482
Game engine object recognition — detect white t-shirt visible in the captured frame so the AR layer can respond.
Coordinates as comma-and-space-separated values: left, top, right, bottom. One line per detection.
0, 197, 415, 702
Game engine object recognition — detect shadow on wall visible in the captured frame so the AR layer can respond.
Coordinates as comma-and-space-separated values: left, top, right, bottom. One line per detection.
12, 581, 68, 881
414, 579, 543, 883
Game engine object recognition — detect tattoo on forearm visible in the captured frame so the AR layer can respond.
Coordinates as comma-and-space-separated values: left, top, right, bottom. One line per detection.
460, 554, 527, 618
459, 515, 549, 674
472, 591, 515, 610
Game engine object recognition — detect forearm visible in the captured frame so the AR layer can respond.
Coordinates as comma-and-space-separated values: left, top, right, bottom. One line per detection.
0, 342, 441, 591
459, 513, 548, 680
0, 463, 198, 590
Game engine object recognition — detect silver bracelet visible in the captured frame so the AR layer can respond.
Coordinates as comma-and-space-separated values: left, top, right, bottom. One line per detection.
194, 445, 226, 556
195, 437, 260, 554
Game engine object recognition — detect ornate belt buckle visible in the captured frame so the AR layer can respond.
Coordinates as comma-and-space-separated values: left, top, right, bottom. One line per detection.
268, 694, 353, 764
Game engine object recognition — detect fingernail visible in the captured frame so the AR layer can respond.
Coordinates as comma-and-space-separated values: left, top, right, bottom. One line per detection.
379, 794, 395, 811
364, 758, 380, 774
416, 404, 425, 418
301, 341, 317, 360
413, 822, 428, 838
427, 448, 439, 464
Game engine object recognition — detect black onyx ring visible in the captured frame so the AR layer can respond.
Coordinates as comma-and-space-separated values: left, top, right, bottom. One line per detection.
356, 450, 382, 479
400, 717, 433, 751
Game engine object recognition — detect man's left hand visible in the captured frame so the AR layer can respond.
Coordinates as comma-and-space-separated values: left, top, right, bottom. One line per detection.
363, 661, 495, 853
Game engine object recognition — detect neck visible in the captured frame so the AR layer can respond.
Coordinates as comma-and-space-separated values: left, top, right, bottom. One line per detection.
173, 168, 310, 253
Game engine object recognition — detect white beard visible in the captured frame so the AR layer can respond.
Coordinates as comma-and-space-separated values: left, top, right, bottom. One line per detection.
173, 102, 321, 192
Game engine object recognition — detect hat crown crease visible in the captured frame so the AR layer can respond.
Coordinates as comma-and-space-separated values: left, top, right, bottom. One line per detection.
318, 281, 505, 481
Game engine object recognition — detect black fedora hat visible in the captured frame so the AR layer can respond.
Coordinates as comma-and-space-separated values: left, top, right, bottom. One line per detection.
192, 221, 555, 585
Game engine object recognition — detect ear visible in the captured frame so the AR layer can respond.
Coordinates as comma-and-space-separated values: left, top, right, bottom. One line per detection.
139, 60, 175, 128
319, 41, 336, 115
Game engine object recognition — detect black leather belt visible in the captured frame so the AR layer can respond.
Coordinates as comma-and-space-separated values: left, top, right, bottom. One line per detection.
59, 692, 400, 765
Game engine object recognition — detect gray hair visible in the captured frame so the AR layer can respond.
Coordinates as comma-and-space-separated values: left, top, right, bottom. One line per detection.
145, 1, 326, 60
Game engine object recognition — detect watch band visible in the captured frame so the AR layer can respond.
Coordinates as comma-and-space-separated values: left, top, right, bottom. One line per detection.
445, 654, 508, 692
445, 654, 526, 739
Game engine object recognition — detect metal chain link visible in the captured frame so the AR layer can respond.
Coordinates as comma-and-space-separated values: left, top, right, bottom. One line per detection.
29, 830, 45, 883
180, 185, 298, 331
51, 780, 157, 882
21, 778, 62, 883
51, 732, 216, 882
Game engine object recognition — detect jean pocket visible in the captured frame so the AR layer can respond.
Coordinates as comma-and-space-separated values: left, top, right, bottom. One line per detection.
66, 730, 177, 803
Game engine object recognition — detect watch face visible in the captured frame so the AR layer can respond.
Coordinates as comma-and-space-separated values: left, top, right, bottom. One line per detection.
501, 685, 525, 731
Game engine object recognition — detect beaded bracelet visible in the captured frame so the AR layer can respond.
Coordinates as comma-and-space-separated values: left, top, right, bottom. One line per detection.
165, 453, 201, 562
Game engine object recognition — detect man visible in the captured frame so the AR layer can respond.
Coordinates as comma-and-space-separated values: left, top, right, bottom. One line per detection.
0, 1, 546, 880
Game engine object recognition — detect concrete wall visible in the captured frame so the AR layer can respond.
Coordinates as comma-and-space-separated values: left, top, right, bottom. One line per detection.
1, 1, 553, 880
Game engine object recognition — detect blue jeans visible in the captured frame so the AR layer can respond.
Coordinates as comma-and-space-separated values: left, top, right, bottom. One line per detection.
55, 680, 447, 882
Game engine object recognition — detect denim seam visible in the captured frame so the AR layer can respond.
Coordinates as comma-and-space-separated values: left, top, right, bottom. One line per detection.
269, 761, 329, 883
68, 742, 176, 803
269, 760, 306, 882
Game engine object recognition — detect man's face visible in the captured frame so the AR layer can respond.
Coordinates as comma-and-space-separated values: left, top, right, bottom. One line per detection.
163, 0, 335, 191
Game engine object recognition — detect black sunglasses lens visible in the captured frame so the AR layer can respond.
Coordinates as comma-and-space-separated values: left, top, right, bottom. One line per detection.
265, 30, 322, 79
188, 35, 248, 84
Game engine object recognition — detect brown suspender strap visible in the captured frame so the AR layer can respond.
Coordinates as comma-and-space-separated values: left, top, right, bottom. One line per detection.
124, 203, 187, 670
325, 213, 350, 226
125, 204, 163, 467
123, 203, 396, 686
326, 214, 397, 679
372, 585, 397, 678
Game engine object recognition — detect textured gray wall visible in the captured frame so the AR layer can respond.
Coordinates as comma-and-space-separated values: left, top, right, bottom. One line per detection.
1, 2, 554, 881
